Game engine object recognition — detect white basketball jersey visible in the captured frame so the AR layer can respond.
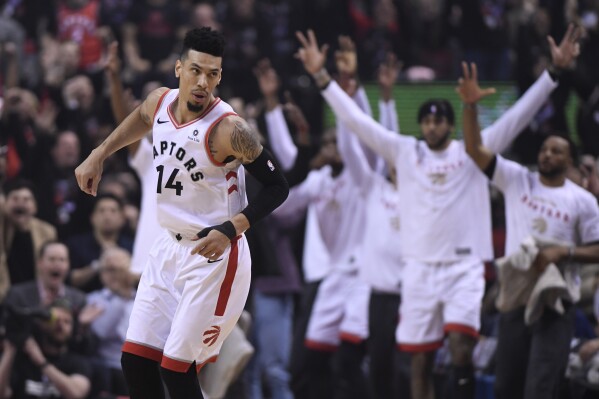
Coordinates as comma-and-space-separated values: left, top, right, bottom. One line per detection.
151, 89, 247, 238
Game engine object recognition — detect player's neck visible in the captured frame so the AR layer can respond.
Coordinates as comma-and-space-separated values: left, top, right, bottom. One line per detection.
172, 95, 216, 124
539, 173, 566, 187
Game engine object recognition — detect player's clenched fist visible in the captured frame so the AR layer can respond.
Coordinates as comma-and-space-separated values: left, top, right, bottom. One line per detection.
75, 150, 104, 196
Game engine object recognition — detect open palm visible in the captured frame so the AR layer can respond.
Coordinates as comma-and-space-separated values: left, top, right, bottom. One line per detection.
456, 62, 496, 104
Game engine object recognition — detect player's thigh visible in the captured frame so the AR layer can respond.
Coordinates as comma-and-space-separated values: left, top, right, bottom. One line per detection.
339, 277, 371, 342
442, 259, 485, 336
396, 260, 444, 350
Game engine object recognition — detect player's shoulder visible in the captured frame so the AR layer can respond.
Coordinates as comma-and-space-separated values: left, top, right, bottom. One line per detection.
146, 87, 172, 104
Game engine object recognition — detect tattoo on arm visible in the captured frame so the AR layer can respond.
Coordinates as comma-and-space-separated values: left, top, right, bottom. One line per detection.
231, 120, 262, 163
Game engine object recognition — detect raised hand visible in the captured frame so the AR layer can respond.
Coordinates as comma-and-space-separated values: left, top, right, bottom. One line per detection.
378, 52, 402, 102
548, 23, 581, 70
295, 30, 328, 75
335, 35, 357, 77
254, 58, 280, 101
456, 62, 496, 105
104, 41, 120, 76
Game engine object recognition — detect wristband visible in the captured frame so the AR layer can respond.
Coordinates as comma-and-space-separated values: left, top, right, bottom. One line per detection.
312, 69, 332, 90
196, 221, 237, 241
547, 64, 563, 81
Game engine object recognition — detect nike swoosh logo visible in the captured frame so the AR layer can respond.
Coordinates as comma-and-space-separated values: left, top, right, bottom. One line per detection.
207, 258, 223, 264
157, 118, 169, 124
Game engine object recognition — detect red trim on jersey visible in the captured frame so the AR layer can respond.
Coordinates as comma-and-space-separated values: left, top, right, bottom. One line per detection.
122, 341, 163, 362
204, 112, 238, 167
339, 332, 364, 344
304, 339, 338, 352
397, 341, 443, 353
226, 171, 237, 181
214, 237, 239, 316
196, 355, 218, 374
152, 89, 171, 124
167, 97, 222, 129
161, 355, 193, 373
227, 185, 238, 194
444, 323, 479, 339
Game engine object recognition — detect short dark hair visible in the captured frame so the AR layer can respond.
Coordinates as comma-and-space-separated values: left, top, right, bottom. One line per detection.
3, 178, 37, 199
181, 27, 225, 59
544, 134, 579, 166
38, 240, 67, 259
93, 193, 124, 211
417, 99, 455, 125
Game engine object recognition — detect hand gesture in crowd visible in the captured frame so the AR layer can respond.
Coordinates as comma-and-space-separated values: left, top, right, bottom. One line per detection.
456, 62, 496, 105
295, 30, 328, 76
78, 303, 105, 327
254, 58, 280, 111
548, 23, 581, 70
104, 41, 121, 76
335, 35, 358, 96
378, 52, 402, 102
283, 91, 310, 146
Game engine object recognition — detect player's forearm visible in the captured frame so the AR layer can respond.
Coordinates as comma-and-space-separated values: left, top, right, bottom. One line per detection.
481, 70, 557, 152
43, 366, 89, 399
94, 106, 151, 161
265, 106, 297, 171
321, 81, 399, 163
463, 103, 494, 171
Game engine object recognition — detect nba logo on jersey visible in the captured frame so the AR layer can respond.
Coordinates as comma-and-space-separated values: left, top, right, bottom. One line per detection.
267, 160, 275, 171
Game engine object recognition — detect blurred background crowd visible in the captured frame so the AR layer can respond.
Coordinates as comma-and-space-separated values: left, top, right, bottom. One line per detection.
1, 0, 599, 399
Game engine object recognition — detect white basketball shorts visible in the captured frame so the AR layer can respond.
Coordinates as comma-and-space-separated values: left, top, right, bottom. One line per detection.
305, 269, 370, 350
397, 258, 484, 352
123, 229, 251, 372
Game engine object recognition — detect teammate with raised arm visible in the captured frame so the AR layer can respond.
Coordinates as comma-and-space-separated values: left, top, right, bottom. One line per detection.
75, 27, 289, 399
296, 25, 580, 399
458, 59, 599, 399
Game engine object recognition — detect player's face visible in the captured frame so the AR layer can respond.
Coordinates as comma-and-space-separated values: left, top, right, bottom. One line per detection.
175, 50, 222, 114
420, 114, 452, 150
538, 136, 572, 177
37, 243, 70, 290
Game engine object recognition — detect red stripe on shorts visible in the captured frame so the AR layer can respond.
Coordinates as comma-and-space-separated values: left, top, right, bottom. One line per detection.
339, 332, 364, 344
397, 341, 443, 353
196, 355, 219, 374
444, 323, 480, 339
214, 237, 239, 316
304, 339, 337, 352
122, 341, 163, 362
161, 354, 193, 373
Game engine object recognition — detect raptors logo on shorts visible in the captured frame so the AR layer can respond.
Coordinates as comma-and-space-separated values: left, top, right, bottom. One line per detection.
203, 326, 221, 347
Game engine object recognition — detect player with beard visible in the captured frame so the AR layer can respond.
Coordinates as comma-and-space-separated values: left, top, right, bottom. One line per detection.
458, 61, 599, 399
75, 27, 289, 399
295, 25, 580, 399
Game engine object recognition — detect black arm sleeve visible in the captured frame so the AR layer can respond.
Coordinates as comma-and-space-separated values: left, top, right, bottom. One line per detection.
241, 148, 290, 225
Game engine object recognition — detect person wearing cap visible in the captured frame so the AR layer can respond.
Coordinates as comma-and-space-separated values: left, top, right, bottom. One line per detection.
295, 25, 579, 399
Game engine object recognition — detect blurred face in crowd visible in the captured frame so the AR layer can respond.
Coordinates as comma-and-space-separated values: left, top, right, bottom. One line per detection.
91, 197, 125, 235
37, 243, 70, 292
51, 131, 80, 169
420, 114, 453, 150
63, 75, 94, 111
193, 3, 220, 30
100, 248, 132, 296
5, 187, 37, 230
175, 49, 222, 114
41, 307, 73, 346
538, 136, 572, 178
2, 88, 38, 121
317, 128, 343, 174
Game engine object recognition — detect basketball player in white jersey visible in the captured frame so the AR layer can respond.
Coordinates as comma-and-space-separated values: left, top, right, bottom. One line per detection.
75, 27, 289, 399
458, 60, 599, 399
295, 27, 579, 399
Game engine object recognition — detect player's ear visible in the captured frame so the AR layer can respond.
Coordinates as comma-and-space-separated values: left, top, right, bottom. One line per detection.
218, 68, 222, 85
175, 60, 182, 79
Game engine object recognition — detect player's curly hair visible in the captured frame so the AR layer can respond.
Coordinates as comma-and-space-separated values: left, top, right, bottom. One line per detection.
181, 27, 225, 59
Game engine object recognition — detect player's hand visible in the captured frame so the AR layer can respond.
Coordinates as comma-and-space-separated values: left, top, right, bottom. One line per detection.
456, 62, 496, 105
104, 41, 120, 76
335, 35, 357, 77
548, 23, 581, 70
254, 58, 280, 100
190, 229, 230, 261
75, 150, 104, 196
295, 30, 329, 75
531, 246, 568, 273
